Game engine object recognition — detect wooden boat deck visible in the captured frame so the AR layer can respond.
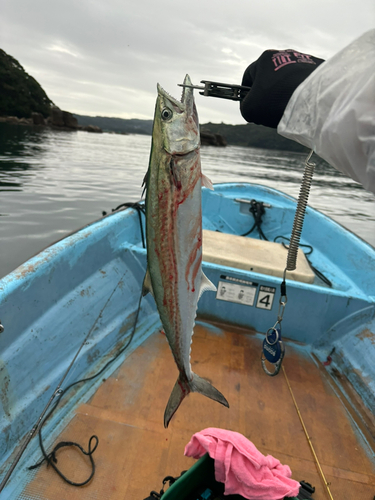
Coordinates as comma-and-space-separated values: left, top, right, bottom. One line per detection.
22, 321, 374, 499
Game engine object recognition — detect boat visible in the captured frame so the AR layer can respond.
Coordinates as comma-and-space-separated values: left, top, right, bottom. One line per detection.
0, 182, 374, 499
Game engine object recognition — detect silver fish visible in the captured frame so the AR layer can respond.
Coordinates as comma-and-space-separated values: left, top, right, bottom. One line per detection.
143, 74, 229, 427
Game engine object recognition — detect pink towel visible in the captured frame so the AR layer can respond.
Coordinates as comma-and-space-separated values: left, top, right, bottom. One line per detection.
184, 428, 300, 500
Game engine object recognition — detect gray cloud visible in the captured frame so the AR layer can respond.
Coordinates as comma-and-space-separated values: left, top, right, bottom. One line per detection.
1, 0, 374, 124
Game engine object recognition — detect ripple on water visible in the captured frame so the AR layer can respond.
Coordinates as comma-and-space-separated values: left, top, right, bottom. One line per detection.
0, 126, 374, 277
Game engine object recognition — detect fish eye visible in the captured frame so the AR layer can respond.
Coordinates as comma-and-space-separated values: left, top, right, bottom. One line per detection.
161, 107, 173, 121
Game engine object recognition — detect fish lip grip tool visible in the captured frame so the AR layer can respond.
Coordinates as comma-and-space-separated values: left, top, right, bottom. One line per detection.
178, 80, 251, 101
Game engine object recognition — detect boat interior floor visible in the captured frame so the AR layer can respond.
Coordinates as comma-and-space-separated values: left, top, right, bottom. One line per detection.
21, 321, 374, 500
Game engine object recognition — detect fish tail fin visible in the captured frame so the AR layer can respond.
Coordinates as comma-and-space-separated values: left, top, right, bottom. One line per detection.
191, 373, 229, 408
164, 373, 229, 428
164, 376, 190, 428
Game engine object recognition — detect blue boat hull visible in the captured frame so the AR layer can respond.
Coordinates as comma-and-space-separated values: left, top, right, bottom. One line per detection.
0, 182, 374, 496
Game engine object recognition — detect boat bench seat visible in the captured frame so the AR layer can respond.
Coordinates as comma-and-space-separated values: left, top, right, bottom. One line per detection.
202, 230, 315, 284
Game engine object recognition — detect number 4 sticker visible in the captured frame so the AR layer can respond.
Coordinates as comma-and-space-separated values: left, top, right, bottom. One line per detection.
256, 286, 276, 310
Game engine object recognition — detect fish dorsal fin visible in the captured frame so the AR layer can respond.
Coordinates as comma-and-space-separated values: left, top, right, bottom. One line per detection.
142, 269, 154, 297
201, 173, 214, 191
198, 272, 216, 301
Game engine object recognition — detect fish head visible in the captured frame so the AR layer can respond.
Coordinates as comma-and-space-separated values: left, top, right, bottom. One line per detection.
156, 74, 199, 155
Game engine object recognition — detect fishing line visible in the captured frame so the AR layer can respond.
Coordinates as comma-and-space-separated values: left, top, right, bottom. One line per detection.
282, 366, 335, 500
28, 287, 144, 486
0, 271, 128, 492
0, 202, 147, 492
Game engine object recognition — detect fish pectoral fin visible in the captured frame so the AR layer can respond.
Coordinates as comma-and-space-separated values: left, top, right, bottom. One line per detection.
198, 272, 217, 300
142, 269, 154, 297
201, 173, 214, 191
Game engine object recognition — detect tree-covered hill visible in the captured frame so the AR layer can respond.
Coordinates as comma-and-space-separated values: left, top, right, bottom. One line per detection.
201, 122, 308, 153
74, 114, 153, 135
73, 115, 308, 153
0, 49, 54, 118
0, 47, 308, 153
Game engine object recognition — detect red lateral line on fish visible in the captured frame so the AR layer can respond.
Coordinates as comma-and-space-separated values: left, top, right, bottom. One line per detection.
144, 74, 229, 428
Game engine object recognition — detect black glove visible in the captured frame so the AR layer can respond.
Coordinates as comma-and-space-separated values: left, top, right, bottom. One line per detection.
240, 49, 325, 129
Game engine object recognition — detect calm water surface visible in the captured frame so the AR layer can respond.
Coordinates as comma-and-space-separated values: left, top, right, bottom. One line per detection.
0, 123, 374, 279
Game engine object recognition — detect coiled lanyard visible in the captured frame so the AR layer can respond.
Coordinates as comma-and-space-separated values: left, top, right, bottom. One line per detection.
262, 150, 315, 376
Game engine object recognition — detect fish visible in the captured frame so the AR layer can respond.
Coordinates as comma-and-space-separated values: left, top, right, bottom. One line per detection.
143, 74, 229, 428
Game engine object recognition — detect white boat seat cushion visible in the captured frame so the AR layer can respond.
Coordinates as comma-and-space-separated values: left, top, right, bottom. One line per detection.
202, 230, 315, 284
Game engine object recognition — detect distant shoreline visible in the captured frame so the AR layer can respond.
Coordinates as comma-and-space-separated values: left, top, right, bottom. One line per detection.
0, 113, 308, 153
0, 110, 103, 133
1, 47, 305, 152
73, 114, 308, 153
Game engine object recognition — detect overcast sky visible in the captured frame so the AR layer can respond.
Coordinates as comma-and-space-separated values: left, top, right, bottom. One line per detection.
1, 0, 374, 124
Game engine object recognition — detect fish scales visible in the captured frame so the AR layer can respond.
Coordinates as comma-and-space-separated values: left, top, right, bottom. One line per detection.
143, 75, 229, 427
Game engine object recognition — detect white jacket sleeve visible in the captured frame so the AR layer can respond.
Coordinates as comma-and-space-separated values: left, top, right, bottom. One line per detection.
277, 30, 375, 195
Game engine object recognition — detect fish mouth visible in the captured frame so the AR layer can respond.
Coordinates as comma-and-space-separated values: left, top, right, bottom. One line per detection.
157, 83, 185, 112
157, 74, 199, 156
157, 74, 193, 112
180, 74, 193, 104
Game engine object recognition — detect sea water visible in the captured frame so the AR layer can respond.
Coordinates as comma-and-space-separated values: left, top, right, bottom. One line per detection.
0, 123, 374, 279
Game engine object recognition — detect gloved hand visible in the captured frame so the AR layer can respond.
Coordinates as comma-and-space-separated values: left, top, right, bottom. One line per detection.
240, 49, 325, 129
